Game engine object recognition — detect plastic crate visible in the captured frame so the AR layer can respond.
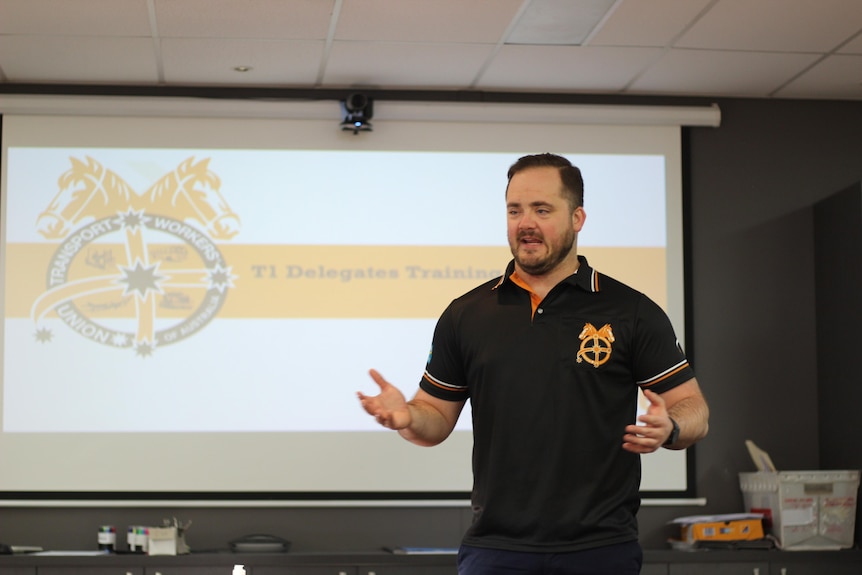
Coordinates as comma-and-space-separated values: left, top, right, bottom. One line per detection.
739, 470, 859, 550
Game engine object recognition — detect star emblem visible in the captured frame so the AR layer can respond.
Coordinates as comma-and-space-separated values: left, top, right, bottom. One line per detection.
113, 208, 150, 232
134, 340, 155, 357
34, 327, 53, 343
206, 263, 237, 293
118, 260, 165, 299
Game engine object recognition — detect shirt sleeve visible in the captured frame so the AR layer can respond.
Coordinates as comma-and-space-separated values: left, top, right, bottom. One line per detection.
419, 303, 470, 402
632, 294, 695, 394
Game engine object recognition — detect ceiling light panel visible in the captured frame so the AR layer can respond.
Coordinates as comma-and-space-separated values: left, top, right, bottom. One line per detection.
506, 0, 618, 46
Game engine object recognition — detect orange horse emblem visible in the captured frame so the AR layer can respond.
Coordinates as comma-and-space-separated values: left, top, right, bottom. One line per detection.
31, 156, 239, 356
576, 322, 615, 368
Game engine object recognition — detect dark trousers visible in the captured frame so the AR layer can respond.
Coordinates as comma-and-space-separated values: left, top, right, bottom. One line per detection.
457, 540, 643, 575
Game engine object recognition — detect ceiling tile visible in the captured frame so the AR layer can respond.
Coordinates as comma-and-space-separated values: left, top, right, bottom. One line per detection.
630, 48, 821, 97
153, 0, 335, 40
837, 31, 862, 54
161, 38, 324, 85
675, 0, 862, 53
335, 0, 522, 43
477, 45, 664, 92
324, 41, 496, 89
0, 35, 158, 82
506, 0, 616, 45
589, 0, 712, 47
0, 0, 151, 36
775, 54, 862, 100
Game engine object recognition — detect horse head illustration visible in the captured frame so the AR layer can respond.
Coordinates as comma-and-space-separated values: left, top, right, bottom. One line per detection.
36, 156, 135, 239
144, 157, 240, 240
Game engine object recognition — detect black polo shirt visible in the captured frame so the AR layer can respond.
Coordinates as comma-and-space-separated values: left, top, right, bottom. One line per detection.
420, 256, 694, 553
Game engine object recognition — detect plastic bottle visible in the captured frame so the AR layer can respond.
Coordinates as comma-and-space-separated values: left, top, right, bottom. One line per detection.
97, 525, 116, 552
138, 526, 149, 554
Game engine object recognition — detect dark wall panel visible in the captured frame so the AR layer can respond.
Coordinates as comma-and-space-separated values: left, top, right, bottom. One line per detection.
660, 98, 862, 548
813, 182, 862, 545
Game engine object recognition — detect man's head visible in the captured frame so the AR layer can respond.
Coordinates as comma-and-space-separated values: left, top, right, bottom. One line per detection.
507, 153, 584, 212
505, 153, 586, 278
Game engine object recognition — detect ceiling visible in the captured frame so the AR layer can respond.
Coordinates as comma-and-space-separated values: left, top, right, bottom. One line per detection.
1, 0, 861, 102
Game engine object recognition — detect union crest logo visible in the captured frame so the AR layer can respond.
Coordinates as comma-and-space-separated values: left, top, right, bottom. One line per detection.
576, 322, 614, 368
30, 156, 239, 356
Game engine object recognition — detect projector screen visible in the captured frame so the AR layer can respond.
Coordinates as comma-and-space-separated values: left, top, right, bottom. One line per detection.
0, 104, 699, 502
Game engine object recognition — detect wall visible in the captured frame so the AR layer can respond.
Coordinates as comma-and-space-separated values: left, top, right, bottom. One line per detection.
1, 96, 861, 552
648, 97, 862, 547
813, 182, 862, 540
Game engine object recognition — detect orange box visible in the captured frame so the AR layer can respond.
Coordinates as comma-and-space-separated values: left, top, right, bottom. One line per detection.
682, 518, 764, 542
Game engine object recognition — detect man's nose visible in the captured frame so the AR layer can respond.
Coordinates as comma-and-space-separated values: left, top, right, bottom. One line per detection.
518, 212, 536, 230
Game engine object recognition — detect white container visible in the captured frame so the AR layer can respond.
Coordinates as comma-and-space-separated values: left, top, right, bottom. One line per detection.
739, 470, 860, 550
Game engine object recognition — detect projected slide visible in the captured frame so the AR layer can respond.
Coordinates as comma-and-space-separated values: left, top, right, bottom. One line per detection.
4, 148, 665, 434
0, 112, 687, 496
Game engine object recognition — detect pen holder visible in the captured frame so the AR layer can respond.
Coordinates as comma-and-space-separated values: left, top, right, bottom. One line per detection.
147, 526, 190, 556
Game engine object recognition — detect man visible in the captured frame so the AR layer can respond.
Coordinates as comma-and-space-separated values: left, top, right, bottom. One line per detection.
358, 153, 709, 574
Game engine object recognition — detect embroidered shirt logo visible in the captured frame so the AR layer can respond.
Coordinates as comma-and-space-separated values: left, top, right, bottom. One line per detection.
576, 322, 614, 368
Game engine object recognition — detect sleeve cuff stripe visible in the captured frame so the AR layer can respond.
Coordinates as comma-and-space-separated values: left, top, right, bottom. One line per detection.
423, 372, 468, 393
638, 360, 689, 387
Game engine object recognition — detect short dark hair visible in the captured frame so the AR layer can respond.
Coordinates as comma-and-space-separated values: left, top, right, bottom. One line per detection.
506, 153, 584, 209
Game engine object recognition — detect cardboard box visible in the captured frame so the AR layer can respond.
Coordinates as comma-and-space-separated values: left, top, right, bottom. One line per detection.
739, 469, 860, 550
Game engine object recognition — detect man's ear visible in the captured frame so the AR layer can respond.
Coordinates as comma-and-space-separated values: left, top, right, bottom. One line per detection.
572, 206, 586, 232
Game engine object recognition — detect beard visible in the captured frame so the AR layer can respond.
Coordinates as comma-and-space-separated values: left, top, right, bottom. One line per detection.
511, 227, 576, 276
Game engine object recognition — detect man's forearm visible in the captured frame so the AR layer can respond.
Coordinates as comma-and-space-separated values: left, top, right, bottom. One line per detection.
397, 399, 457, 447
667, 396, 710, 450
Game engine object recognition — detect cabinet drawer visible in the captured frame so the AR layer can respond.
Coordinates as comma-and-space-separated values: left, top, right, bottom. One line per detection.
641, 563, 669, 575
146, 568, 261, 575
251, 568, 356, 575
669, 563, 769, 575
37, 568, 143, 575
770, 565, 862, 575
355, 567, 457, 575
